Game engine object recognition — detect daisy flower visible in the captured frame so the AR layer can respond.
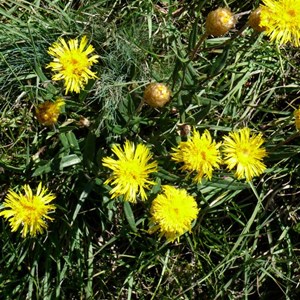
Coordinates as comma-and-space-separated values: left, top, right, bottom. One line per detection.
222, 128, 267, 181
102, 141, 158, 203
47, 36, 99, 94
171, 129, 222, 182
149, 185, 199, 243
0, 183, 56, 238
260, 0, 300, 47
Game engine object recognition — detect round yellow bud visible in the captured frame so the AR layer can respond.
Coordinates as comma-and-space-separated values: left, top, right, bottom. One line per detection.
248, 7, 266, 32
143, 83, 171, 108
205, 7, 236, 37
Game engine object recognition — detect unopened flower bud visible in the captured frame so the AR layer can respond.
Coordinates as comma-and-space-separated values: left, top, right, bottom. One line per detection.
205, 7, 236, 37
36, 98, 65, 126
143, 83, 171, 108
78, 116, 90, 128
248, 7, 266, 32
178, 124, 191, 137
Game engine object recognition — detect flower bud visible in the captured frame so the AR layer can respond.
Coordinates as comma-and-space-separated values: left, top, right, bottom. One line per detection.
78, 116, 90, 128
36, 98, 65, 126
248, 7, 266, 32
143, 83, 171, 108
178, 124, 191, 137
205, 8, 236, 37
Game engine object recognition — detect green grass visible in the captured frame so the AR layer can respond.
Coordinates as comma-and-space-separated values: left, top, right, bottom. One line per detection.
1, 0, 300, 299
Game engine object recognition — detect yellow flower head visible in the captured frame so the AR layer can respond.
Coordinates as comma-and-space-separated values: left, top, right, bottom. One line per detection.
149, 185, 199, 243
171, 129, 222, 182
36, 98, 65, 126
222, 128, 267, 181
248, 7, 266, 32
260, 0, 300, 47
143, 82, 171, 108
102, 141, 158, 203
294, 107, 300, 130
47, 36, 99, 94
205, 7, 236, 37
0, 183, 56, 238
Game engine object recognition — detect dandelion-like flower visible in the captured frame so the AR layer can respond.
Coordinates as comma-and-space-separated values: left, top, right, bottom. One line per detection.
0, 183, 56, 238
222, 128, 267, 181
102, 141, 158, 203
47, 36, 99, 94
36, 98, 65, 126
171, 129, 221, 182
143, 82, 171, 108
294, 107, 300, 130
205, 7, 236, 37
149, 185, 199, 243
260, 0, 300, 47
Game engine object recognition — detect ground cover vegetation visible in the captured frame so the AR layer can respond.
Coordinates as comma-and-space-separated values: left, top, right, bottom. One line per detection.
0, 0, 300, 299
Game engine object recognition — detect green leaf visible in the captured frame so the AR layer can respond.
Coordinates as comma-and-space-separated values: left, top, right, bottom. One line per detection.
59, 154, 81, 170
124, 201, 137, 232
59, 133, 70, 152
70, 181, 94, 225
66, 131, 80, 153
32, 160, 52, 176
208, 46, 230, 77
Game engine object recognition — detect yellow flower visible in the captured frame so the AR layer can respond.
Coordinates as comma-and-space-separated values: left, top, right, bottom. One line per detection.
0, 183, 56, 238
143, 82, 171, 108
149, 185, 199, 243
260, 0, 300, 47
205, 7, 236, 37
171, 129, 222, 182
36, 98, 65, 126
47, 36, 99, 94
222, 128, 267, 181
294, 107, 300, 130
102, 141, 158, 203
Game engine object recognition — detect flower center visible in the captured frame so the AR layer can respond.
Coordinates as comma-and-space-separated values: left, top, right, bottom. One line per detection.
71, 58, 79, 65
23, 203, 35, 211
200, 151, 206, 160
120, 161, 143, 183
68, 56, 82, 75
237, 147, 251, 164
21, 202, 40, 223
288, 9, 296, 17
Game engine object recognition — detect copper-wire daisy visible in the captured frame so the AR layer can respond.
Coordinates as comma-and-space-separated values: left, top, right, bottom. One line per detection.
149, 185, 199, 243
35, 98, 65, 126
0, 183, 56, 238
260, 0, 300, 47
171, 129, 221, 182
47, 36, 99, 94
102, 141, 158, 203
222, 128, 267, 181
